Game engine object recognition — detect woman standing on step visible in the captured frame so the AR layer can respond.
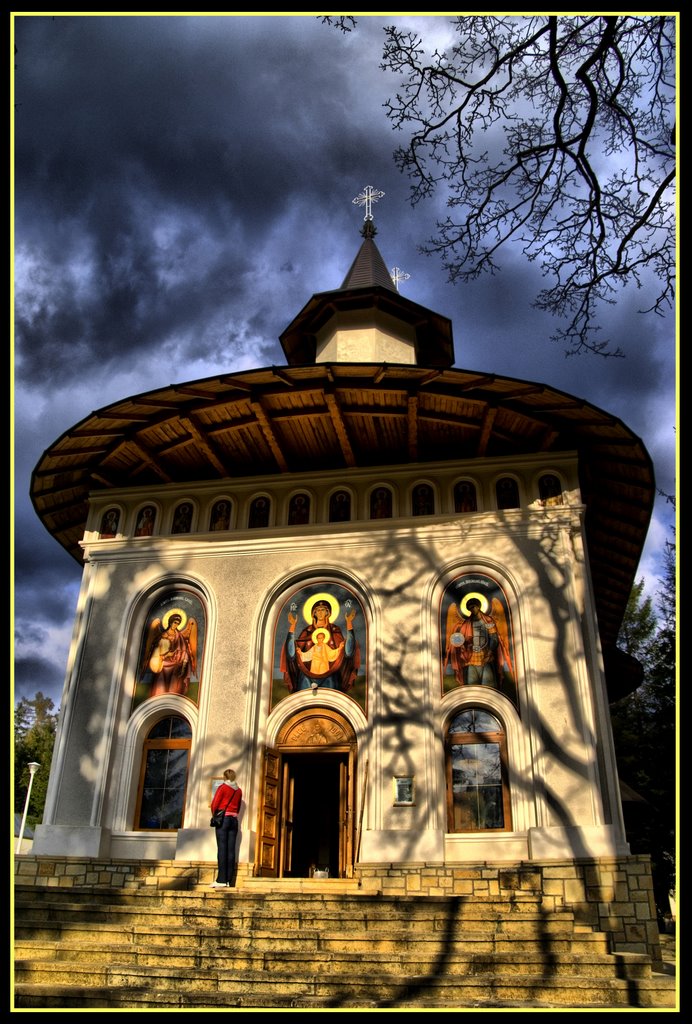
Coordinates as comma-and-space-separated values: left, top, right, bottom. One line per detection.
210, 769, 242, 888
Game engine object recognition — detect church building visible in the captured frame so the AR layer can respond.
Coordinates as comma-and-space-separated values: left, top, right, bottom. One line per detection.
27, 197, 658, 958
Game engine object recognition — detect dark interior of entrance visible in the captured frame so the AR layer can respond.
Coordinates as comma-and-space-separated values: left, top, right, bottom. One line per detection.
286, 754, 342, 878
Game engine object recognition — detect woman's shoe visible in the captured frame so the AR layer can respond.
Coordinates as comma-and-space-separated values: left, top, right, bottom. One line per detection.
209, 881, 226, 888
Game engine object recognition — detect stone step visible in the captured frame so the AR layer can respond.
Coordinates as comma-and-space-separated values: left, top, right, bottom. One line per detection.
13, 964, 677, 1009
14, 917, 585, 946
15, 884, 675, 1010
14, 884, 547, 912
13, 942, 655, 979
14, 921, 611, 955
13, 890, 575, 929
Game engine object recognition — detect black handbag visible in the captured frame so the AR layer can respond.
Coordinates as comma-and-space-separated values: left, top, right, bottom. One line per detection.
210, 808, 225, 828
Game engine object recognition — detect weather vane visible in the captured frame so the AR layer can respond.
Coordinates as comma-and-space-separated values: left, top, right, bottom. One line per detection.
352, 185, 385, 222
390, 267, 410, 292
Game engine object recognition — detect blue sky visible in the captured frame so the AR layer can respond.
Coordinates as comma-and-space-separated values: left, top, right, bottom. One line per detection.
12, 14, 677, 708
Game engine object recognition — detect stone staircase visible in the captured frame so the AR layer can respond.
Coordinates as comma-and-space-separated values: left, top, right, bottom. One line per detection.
13, 881, 677, 1009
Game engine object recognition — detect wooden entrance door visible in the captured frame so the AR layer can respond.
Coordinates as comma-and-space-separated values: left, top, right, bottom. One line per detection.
255, 747, 282, 877
254, 708, 357, 878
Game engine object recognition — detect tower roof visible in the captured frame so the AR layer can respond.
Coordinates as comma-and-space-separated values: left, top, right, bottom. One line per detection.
340, 221, 398, 292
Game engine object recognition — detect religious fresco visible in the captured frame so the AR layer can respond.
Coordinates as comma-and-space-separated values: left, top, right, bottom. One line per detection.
99, 507, 120, 538
271, 583, 367, 713
209, 499, 231, 531
131, 592, 206, 712
134, 505, 157, 536
440, 573, 518, 708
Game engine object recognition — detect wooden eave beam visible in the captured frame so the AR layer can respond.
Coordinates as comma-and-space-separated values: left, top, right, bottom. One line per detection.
476, 405, 497, 457
34, 492, 89, 516
43, 444, 110, 459
271, 367, 296, 387
407, 394, 418, 461
325, 392, 356, 467
71, 426, 130, 438
86, 411, 152, 424
111, 437, 174, 482
250, 400, 290, 473
179, 415, 232, 477
416, 369, 443, 387
205, 414, 258, 436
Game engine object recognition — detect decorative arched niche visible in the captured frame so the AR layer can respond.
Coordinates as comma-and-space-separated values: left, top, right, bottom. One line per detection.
440, 572, 519, 711
131, 589, 207, 714
270, 581, 367, 715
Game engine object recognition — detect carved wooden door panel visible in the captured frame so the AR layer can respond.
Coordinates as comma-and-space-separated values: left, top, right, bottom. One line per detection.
280, 758, 295, 877
339, 754, 355, 878
254, 747, 281, 877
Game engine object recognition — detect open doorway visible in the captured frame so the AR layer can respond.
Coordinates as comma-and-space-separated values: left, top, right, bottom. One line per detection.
255, 707, 357, 879
283, 753, 344, 878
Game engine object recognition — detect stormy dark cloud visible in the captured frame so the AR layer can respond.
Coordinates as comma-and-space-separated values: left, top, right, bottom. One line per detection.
12, 14, 677, 707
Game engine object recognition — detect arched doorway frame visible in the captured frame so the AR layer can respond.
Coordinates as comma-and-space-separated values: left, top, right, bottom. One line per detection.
256, 696, 368, 879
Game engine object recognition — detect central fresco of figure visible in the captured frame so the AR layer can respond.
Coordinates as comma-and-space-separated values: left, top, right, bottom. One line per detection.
272, 584, 366, 712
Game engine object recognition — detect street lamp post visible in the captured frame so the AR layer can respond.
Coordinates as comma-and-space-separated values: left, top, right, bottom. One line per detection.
16, 762, 40, 854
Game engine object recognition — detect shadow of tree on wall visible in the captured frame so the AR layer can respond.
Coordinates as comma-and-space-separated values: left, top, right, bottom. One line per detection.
49, 495, 659, 1007
195, 506, 643, 1005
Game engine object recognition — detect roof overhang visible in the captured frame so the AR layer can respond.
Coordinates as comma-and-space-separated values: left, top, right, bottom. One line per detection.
30, 361, 654, 690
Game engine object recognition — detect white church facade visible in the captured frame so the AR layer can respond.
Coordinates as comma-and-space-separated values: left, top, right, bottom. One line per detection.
26, 214, 659, 958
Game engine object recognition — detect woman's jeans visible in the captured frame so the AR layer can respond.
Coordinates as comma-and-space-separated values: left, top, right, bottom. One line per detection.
216, 815, 239, 884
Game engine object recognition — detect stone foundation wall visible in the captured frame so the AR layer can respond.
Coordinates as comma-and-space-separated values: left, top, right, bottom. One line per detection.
354, 856, 660, 962
15, 853, 660, 963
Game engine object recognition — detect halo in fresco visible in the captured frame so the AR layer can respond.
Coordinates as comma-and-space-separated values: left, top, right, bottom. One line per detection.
162, 607, 189, 629
460, 592, 489, 615
303, 592, 340, 624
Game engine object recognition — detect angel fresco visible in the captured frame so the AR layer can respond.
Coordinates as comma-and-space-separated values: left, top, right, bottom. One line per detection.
443, 586, 515, 693
139, 608, 198, 698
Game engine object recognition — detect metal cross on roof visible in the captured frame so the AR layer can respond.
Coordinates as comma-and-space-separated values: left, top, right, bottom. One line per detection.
390, 267, 410, 292
352, 185, 385, 221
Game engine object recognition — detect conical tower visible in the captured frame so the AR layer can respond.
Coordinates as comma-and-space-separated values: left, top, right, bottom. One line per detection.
279, 216, 454, 367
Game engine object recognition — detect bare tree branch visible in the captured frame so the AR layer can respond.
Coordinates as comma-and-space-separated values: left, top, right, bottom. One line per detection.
377, 15, 676, 356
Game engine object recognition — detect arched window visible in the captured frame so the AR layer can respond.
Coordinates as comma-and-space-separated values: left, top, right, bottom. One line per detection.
446, 708, 512, 833
538, 474, 563, 506
412, 483, 434, 516
370, 486, 392, 520
329, 490, 351, 522
496, 477, 520, 510
171, 502, 193, 534
134, 716, 192, 831
248, 495, 271, 528
454, 481, 477, 513
288, 493, 311, 525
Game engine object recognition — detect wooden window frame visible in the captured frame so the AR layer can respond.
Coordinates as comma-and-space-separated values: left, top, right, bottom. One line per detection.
445, 723, 512, 834
134, 722, 191, 832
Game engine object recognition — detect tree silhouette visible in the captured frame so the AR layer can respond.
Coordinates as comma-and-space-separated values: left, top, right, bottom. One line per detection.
326, 15, 676, 357
610, 542, 677, 926
14, 691, 58, 828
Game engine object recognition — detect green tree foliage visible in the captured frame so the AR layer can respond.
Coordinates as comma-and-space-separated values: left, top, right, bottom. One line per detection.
610, 540, 677, 924
325, 15, 676, 357
14, 692, 59, 828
